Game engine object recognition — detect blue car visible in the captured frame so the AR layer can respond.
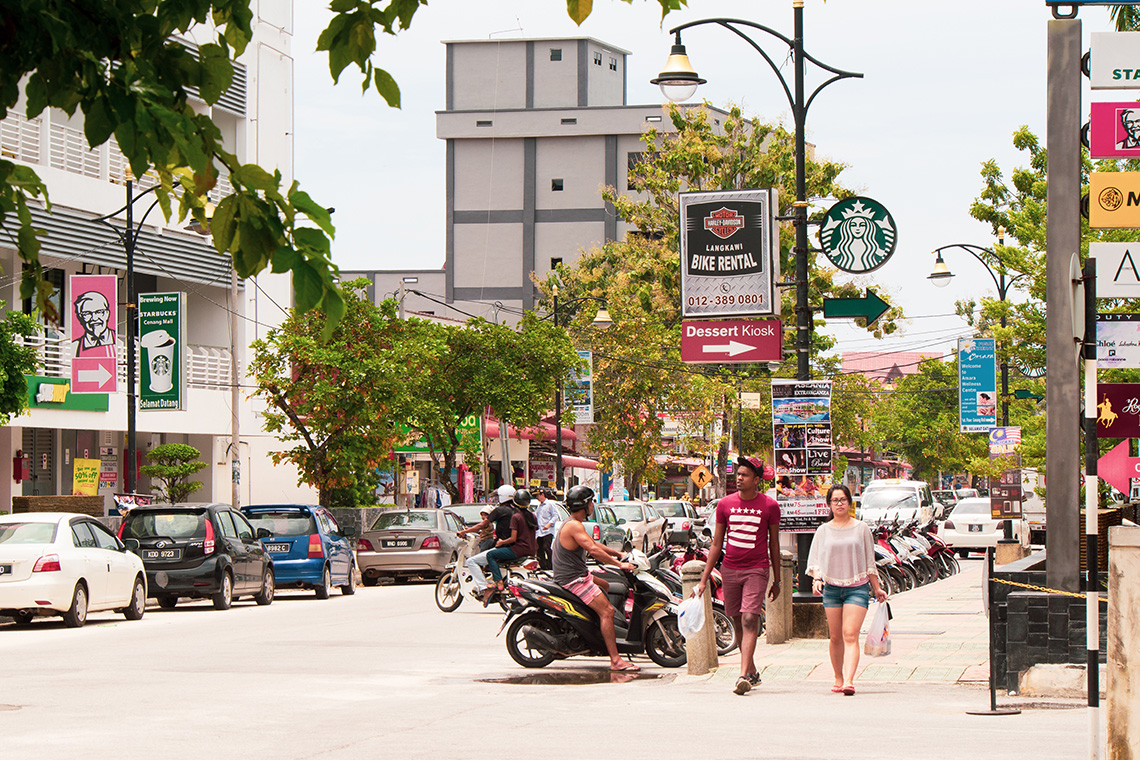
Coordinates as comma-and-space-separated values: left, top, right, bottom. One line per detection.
241, 505, 356, 598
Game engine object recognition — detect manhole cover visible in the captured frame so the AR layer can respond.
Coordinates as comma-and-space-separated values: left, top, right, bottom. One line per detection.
0, 705, 22, 712
478, 670, 673, 686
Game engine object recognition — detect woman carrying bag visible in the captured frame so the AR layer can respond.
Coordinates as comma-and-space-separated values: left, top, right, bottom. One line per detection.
806, 484, 888, 696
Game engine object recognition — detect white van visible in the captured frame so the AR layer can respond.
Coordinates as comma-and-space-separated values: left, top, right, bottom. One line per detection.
858, 479, 938, 525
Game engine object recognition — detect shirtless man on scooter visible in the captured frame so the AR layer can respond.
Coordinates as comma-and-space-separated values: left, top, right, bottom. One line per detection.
552, 485, 639, 672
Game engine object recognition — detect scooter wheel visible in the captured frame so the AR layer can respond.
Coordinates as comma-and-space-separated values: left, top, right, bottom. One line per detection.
505, 612, 558, 668
434, 569, 463, 612
645, 614, 687, 668
713, 606, 739, 656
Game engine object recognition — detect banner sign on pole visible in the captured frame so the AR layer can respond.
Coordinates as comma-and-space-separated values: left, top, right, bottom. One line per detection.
1096, 313, 1140, 368
817, 196, 898, 274
1089, 243, 1140, 297
1089, 102, 1140, 158
680, 319, 781, 364
679, 188, 779, 318
138, 292, 186, 411
568, 350, 593, 424
958, 337, 997, 432
771, 379, 833, 482
1089, 172, 1140, 228
988, 427, 1023, 520
1095, 383, 1140, 438
68, 274, 118, 394
1089, 32, 1140, 90
395, 414, 481, 454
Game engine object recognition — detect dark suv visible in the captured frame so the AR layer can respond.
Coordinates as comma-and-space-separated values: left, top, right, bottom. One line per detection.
119, 504, 274, 610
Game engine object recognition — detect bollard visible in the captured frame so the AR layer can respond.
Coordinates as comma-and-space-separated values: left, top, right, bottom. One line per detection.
1107, 526, 1140, 760
681, 560, 718, 675
766, 550, 796, 645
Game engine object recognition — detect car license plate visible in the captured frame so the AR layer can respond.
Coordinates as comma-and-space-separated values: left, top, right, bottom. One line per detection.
264, 543, 291, 554
968, 524, 983, 533
142, 548, 182, 561
0, 564, 10, 576
381, 538, 414, 549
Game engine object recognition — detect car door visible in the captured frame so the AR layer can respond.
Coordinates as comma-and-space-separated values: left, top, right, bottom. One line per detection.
68, 521, 106, 606
318, 510, 349, 582
231, 511, 266, 593
87, 520, 136, 607
215, 510, 249, 591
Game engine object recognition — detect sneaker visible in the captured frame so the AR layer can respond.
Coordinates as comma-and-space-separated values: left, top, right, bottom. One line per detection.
747, 671, 761, 687
734, 676, 752, 695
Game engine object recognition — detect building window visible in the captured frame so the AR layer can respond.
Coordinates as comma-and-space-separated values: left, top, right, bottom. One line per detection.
551, 179, 564, 192
609, 57, 617, 71
561, 118, 577, 126
627, 152, 647, 190
593, 51, 602, 66
551, 257, 563, 271
550, 48, 562, 61
645, 115, 662, 123
476, 120, 493, 127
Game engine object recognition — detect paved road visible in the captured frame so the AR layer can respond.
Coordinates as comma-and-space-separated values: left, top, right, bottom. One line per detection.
0, 576, 1091, 760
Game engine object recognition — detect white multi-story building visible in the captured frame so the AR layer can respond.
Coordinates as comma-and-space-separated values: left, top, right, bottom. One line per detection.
0, 2, 318, 510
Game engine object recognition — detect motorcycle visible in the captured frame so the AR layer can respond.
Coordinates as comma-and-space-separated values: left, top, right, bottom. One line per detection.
649, 544, 742, 655
499, 550, 686, 669
435, 536, 538, 612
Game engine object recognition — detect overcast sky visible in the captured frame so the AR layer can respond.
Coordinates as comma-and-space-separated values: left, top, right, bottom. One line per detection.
292, 0, 1115, 358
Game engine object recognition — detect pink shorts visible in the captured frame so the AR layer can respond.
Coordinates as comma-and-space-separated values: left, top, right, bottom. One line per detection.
720, 566, 769, 617
561, 575, 603, 605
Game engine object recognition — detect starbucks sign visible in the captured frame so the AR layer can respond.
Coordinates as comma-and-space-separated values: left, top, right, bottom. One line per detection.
818, 197, 898, 274
138, 292, 186, 411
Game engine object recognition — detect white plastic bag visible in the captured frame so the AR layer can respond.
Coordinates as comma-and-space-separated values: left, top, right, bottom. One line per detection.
863, 601, 891, 657
677, 592, 706, 639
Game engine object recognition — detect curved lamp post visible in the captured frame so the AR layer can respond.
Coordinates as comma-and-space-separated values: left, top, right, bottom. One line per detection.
651, 10, 862, 382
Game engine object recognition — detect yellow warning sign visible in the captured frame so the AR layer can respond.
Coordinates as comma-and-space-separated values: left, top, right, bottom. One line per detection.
1090, 172, 1140, 228
691, 465, 713, 489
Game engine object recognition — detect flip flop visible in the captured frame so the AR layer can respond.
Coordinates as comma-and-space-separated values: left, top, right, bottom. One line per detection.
831, 686, 844, 693
842, 686, 855, 696
609, 661, 640, 672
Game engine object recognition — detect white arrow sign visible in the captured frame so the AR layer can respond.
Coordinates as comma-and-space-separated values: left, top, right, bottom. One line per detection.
78, 363, 113, 388
701, 341, 755, 357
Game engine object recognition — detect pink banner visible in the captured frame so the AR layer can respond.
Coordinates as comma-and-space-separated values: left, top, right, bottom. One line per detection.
1090, 102, 1140, 159
69, 274, 118, 393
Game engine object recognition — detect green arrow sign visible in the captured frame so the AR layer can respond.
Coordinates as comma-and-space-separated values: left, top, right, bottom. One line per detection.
822, 288, 889, 325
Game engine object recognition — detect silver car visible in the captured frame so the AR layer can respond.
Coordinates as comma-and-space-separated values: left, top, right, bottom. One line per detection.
649, 499, 703, 544
356, 509, 465, 585
602, 500, 666, 553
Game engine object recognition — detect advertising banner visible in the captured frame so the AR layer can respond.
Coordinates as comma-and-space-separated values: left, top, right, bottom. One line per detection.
771, 379, 833, 482
395, 413, 481, 454
679, 188, 779, 318
1096, 313, 1140, 368
138, 292, 185, 410
1089, 172, 1140, 228
72, 458, 100, 496
1089, 243, 1140, 298
1090, 32, 1140, 89
68, 274, 118, 394
988, 427, 1023, 520
817, 196, 898, 274
1096, 383, 1140, 438
568, 350, 593, 424
958, 338, 997, 432
1090, 102, 1140, 158
777, 499, 831, 534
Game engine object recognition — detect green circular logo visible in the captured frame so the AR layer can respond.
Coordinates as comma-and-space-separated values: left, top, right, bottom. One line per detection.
818, 197, 898, 274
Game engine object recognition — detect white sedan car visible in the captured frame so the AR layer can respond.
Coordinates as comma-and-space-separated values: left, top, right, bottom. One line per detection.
603, 500, 666, 552
941, 497, 1028, 557
0, 512, 148, 627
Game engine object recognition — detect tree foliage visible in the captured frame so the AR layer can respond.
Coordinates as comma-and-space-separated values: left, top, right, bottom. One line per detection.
0, 307, 38, 424
139, 443, 208, 503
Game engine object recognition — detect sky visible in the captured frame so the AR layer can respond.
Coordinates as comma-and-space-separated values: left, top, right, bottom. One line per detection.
292, 0, 1118, 360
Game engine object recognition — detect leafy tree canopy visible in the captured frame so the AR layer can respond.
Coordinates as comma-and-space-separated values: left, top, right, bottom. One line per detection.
139, 443, 208, 503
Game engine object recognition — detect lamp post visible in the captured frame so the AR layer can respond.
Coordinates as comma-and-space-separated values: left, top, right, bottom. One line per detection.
651, 7, 862, 383
550, 284, 612, 493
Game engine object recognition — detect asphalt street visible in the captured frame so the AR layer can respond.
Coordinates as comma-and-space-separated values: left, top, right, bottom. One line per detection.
0, 579, 1091, 760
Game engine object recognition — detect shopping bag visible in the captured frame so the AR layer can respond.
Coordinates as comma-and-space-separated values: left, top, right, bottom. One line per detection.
863, 601, 891, 657
677, 592, 706, 639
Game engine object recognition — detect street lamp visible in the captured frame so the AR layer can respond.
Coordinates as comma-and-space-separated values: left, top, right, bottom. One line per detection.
651, 8, 862, 383
550, 284, 611, 493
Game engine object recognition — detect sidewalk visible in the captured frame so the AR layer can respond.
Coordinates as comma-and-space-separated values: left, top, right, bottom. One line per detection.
711, 557, 991, 686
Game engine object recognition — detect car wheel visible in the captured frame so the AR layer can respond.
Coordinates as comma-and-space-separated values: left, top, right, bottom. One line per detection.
12, 610, 35, 626
157, 595, 178, 609
212, 571, 234, 610
361, 575, 380, 587
123, 577, 147, 620
314, 565, 332, 599
254, 568, 275, 606
339, 563, 357, 596
61, 582, 89, 628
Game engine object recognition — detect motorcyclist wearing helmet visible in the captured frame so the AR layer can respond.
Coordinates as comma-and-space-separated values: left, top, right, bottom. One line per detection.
458, 484, 518, 601
483, 489, 539, 602
552, 485, 639, 672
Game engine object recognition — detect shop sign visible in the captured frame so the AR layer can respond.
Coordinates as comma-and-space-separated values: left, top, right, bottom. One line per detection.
138, 293, 186, 411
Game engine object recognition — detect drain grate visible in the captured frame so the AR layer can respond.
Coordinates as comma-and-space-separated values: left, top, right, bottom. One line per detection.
478, 670, 673, 686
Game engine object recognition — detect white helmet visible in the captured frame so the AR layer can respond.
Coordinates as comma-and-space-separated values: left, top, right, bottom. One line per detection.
496, 484, 517, 503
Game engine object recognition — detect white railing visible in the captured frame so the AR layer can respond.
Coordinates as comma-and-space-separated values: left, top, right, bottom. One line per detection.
21, 331, 232, 390
0, 112, 41, 164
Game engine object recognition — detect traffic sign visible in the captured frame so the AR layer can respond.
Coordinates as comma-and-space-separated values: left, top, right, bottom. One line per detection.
691, 465, 713, 489
680, 319, 781, 364
821, 289, 889, 325
1098, 439, 1140, 495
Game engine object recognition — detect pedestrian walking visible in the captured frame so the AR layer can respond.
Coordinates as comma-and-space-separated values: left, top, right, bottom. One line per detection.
806, 483, 888, 696
535, 488, 559, 570
696, 455, 781, 695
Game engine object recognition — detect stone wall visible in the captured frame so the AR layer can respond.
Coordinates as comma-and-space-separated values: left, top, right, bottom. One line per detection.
12, 495, 104, 517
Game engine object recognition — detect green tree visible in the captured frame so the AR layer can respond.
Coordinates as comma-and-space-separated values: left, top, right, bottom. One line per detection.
0, 0, 681, 325
0, 307, 38, 424
249, 281, 424, 507
139, 443, 208, 503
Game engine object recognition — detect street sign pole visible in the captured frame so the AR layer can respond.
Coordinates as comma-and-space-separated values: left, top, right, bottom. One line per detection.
1082, 258, 1101, 757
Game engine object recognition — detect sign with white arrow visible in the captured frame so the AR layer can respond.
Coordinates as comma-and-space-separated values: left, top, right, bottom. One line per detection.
71, 357, 116, 394
680, 319, 781, 364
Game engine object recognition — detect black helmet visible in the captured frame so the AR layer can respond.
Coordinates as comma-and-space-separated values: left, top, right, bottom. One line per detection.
512, 489, 532, 507
565, 485, 595, 511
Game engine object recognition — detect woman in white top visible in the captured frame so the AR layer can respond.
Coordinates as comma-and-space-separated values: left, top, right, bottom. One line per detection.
806, 484, 888, 695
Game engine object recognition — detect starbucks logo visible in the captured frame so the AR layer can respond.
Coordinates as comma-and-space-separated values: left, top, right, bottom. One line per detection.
818, 197, 898, 274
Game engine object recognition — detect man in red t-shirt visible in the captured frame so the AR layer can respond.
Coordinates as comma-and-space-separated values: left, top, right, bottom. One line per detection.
697, 455, 781, 695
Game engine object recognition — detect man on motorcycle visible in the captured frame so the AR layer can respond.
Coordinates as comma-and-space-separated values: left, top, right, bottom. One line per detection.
696, 455, 781, 695
553, 485, 640, 672
457, 484, 518, 599
484, 489, 539, 603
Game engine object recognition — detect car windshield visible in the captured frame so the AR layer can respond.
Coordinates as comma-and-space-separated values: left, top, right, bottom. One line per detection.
371, 511, 435, 529
245, 510, 317, 537
953, 499, 991, 515
861, 488, 919, 511
609, 505, 643, 523
0, 522, 56, 544
652, 502, 688, 517
445, 505, 485, 526
123, 510, 206, 539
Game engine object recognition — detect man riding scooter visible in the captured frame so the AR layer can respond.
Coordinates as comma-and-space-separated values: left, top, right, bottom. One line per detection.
458, 484, 518, 602
552, 485, 639, 672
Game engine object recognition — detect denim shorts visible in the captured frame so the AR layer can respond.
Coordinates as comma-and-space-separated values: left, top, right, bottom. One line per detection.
822, 582, 871, 609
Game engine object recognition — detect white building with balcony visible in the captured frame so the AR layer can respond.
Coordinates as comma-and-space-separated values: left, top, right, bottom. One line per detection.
0, 2, 318, 510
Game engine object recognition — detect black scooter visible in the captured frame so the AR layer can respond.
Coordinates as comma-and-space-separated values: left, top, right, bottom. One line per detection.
498, 552, 686, 668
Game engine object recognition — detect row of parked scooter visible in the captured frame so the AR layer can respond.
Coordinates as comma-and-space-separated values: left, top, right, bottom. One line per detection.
869, 518, 962, 594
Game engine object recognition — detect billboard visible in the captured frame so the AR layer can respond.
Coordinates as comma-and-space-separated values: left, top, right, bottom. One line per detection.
771, 379, 833, 481
958, 338, 997, 432
138, 292, 186, 410
1096, 313, 1140, 368
68, 274, 118, 394
568, 350, 593, 424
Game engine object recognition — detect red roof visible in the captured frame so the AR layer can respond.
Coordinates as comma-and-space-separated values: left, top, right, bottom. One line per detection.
840, 351, 942, 383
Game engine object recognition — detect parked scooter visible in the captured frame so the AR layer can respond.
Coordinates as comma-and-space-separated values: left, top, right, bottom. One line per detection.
435, 536, 537, 612
644, 545, 741, 655
499, 550, 686, 668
